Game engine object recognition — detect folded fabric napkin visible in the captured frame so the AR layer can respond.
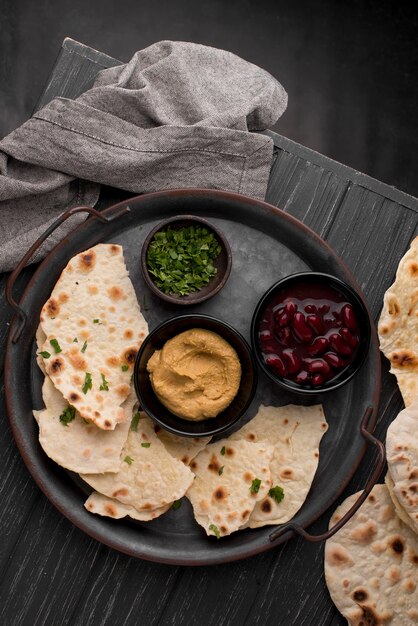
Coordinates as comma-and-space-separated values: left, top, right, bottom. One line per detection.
0, 40, 287, 271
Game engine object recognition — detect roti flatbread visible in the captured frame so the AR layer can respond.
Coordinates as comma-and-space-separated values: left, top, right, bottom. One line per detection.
229, 404, 328, 528
386, 401, 418, 534
39, 243, 148, 430
34, 377, 134, 474
186, 439, 274, 537
378, 236, 418, 406
385, 473, 417, 534
153, 425, 211, 465
325, 484, 418, 625
85, 491, 169, 521
81, 416, 194, 511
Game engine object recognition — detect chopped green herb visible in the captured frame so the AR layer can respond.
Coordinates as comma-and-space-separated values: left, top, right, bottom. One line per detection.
218, 466, 224, 476
209, 523, 221, 539
124, 455, 134, 465
81, 340, 88, 353
82, 372, 92, 394
99, 373, 109, 391
130, 412, 141, 431
172, 500, 182, 511
49, 338, 62, 354
268, 485, 285, 504
121, 364, 129, 372
73, 337, 78, 343
250, 478, 262, 494
38, 351, 51, 359
93, 319, 101, 324
59, 406, 76, 426
141, 442, 151, 448
220, 446, 226, 456
146, 225, 222, 296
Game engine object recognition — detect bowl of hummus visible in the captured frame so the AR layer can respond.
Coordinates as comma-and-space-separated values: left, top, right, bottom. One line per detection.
134, 314, 257, 437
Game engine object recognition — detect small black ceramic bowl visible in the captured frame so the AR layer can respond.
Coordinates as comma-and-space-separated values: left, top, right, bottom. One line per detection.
134, 314, 257, 437
251, 272, 371, 395
141, 215, 232, 306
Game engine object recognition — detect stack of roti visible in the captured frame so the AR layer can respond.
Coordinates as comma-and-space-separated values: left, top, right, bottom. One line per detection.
325, 484, 418, 625
378, 237, 418, 534
378, 236, 418, 407
34, 243, 207, 521
186, 404, 328, 537
324, 236, 418, 623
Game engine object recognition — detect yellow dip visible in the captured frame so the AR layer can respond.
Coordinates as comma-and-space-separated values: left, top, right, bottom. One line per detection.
147, 328, 241, 421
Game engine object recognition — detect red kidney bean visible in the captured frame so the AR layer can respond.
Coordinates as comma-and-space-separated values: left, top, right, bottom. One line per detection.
275, 301, 297, 327
306, 314, 324, 335
304, 304, 317, 314
329, 332, 352, 356
294, 370, 310, 384
307, 359, 331, 375
292, 312, 314, 343
265, 354, 287, 377
324, 352, 345, 369
311, 373, 325, 386
340, 327, 359, 349
282, 348, 302, 374
277, 326, 292, 347
259, 330, 276, 353
341, 304, 357, 332
318, 303, 330, 314
307, 337, 329, 356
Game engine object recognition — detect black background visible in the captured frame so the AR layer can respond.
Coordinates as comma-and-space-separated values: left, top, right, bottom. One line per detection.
1, 0, 417, 196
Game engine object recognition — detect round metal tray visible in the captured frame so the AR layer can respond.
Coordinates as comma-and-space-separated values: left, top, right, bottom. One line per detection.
5, 189, 382, 565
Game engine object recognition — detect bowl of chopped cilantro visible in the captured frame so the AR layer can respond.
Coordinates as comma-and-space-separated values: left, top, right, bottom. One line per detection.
141, 215, 232, 305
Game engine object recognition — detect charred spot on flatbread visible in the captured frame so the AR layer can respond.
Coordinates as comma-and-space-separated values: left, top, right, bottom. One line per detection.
123, 347, 138, 365
108, 285, 124, 301
49, 357, 64, 374
45, 298, 60, 317
78, 250, 96, 271
389, 350, 418, 368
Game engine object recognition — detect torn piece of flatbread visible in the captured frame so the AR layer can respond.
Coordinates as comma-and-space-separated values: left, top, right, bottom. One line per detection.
186, 439, 274, 537
34, 377, 134, 474
81, 417, 194, 511
85, 491, 169, 521
39, 243, 148, 430
325, 483, 418, 625
386, 401, 418, 534
378, 236, 418, 406
229, 404, 328, 528
153, 425, 211, 465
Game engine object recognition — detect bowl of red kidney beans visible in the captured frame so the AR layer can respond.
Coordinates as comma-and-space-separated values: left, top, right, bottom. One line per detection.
251, 272, 371, 394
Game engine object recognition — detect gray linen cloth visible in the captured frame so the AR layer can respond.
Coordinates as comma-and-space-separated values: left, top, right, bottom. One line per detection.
0, 40, 287, 271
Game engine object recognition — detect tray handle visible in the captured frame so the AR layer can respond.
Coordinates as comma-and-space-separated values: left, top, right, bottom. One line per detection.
269, 405, 385, 544
6, 204, 130, 343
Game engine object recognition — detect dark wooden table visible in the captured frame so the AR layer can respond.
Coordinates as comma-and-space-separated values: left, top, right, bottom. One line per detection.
1, 38, 417, 626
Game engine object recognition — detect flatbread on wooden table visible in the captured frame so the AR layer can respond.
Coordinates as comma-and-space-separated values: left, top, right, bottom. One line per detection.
378, 236, 418, 407
325, 484, 418, 625
386, 401, 418, 534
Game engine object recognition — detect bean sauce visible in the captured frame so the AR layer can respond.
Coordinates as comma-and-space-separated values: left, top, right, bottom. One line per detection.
258, 282, 360, 388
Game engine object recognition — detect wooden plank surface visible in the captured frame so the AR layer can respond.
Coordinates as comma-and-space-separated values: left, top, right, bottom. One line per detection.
1, 38, 418, 626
